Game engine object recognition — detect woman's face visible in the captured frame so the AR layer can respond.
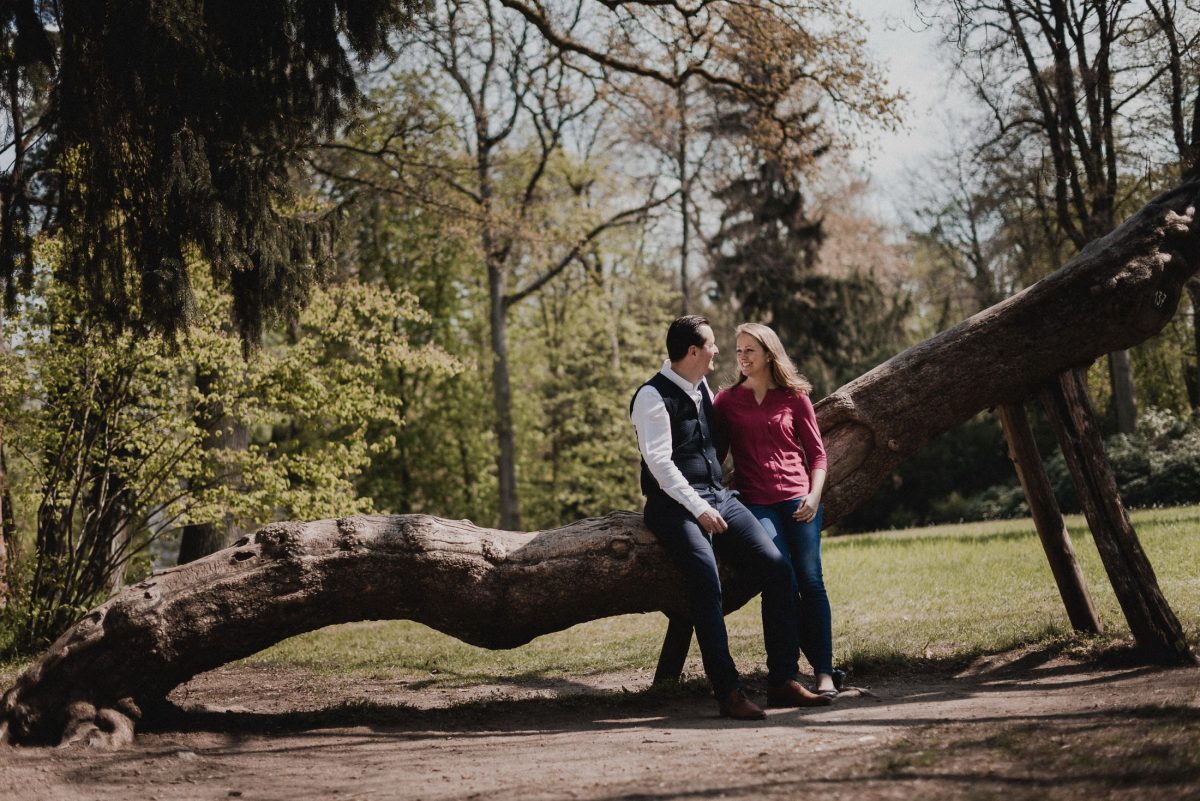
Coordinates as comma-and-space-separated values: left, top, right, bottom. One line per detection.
735, 333, 768, 379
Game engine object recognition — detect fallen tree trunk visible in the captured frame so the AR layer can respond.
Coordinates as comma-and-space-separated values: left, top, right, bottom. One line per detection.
816, 181, 1200, 524
3, 181, 1200, 747
0, 513, 761, 747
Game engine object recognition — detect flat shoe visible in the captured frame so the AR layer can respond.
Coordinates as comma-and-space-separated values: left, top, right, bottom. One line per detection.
766, 679, 833, 708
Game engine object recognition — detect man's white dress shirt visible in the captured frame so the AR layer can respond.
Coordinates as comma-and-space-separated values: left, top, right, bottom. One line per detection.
630, 360, 717, 520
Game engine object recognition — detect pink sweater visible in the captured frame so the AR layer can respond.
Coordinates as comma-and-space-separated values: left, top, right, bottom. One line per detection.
712, 384, 828, 506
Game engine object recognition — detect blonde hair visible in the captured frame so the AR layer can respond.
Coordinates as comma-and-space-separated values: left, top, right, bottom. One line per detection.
727, 323, 813, 396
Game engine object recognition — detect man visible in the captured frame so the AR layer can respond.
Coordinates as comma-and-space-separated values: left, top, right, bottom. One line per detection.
630, 315, 831, 720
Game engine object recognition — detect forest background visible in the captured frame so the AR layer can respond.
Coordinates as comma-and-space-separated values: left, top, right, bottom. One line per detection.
1, 0, 1199, 658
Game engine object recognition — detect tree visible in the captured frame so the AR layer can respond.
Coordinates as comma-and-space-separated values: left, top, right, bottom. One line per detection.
700, 4, 905, 391
314, 2, 674, 529
514, 233, 676, 529
0, 0, 423, 342
907, 143, 1069, 329
322, 131, 497, 520
0, 247, 457, 654
0, 334, 16, 608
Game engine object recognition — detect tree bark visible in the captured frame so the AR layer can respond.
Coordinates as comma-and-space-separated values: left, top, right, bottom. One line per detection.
490, 261, 521, 531
0, 437, 10, 610
652, 615, 694, 686
677, 81, 691, 316
995, 402, 1102, 634
4, 179, 1200, 747
1038, 371, 1193, 664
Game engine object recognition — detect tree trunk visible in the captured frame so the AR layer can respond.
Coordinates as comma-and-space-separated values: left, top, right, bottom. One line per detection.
4, 179, 1200, 747
0, 336, 13, 607
1187, 276, 1200, 411
0, 436, 10, 610
0, 512, 754, 747
1039, 370, 1193, 664
1107, 349, 1138, 433
490, 262, 521, 531
677, 81, 691, 316
995, 402, 1102, 634
177, 365, 248, 564
652, 615, 694, 686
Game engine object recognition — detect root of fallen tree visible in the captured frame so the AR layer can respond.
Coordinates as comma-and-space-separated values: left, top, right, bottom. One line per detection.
3, 180, 1200, 748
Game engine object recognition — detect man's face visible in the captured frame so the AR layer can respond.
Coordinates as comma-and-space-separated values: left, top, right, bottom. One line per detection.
693, 324, 719, 375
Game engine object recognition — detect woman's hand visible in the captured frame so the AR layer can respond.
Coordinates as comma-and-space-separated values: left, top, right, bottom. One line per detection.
793, 494, 821, 523
794, 468, 827, 524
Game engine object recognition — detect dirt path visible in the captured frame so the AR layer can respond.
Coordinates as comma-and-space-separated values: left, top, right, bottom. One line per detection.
3, 646, 1198, 801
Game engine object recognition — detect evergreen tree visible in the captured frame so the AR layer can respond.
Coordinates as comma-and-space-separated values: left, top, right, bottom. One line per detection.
1, 0, 420, 340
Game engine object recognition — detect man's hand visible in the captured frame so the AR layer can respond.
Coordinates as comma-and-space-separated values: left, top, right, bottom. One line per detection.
697, 509, 728, 534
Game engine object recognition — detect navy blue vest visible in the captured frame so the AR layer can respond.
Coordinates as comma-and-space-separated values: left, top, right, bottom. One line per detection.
631, 372, 724, 499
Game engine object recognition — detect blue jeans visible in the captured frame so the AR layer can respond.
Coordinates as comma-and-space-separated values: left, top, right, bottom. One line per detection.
644, 489, 800, 697
748, 498, 833, 677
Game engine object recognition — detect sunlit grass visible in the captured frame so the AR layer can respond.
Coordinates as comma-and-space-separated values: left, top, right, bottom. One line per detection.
244, 505, 1200, 684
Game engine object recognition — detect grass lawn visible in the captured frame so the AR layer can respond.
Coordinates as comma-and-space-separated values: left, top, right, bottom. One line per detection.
240, 505, 1200, 684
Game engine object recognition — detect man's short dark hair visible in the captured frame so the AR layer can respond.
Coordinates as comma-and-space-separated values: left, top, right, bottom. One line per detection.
666, 315, 710, 362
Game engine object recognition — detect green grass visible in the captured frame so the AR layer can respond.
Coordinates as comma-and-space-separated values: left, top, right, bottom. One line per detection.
242, 505, 1200, 684
829, 506, 1200, 671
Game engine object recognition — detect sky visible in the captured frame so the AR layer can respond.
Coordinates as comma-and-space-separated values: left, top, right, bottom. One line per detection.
839, 0, 971, 222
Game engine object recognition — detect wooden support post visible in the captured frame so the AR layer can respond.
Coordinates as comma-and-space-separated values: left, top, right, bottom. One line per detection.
1039, 369, 1195, 664
652, 615, 693, 685
996, 403, 1103, 634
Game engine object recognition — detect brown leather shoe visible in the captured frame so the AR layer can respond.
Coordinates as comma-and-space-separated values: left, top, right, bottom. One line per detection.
767, 678, 834, 708
718, 688, 766, 720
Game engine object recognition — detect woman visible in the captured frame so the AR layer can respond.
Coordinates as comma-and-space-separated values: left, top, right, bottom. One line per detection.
713, 323, 840, 697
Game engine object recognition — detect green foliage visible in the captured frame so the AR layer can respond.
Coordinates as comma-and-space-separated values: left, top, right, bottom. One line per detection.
837, 413, 1017, 532
845, 405, 1200, 533
513, 251, 674, 530
700, 20, 907, 395
314, 82, 498, 521
0, 243, 456, 655
319, 66, 681, 529
1042, 408, 1200, 514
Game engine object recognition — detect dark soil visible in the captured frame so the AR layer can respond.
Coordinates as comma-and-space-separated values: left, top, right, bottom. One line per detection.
2, 644, 1198, 800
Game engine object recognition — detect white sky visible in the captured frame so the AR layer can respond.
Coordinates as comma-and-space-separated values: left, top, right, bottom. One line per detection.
840, 0, 970, 223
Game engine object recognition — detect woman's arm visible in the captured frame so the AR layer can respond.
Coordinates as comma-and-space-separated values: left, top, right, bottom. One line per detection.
793, 393, 827, 475
711, 388, 731, 464
793, 393, 827, 522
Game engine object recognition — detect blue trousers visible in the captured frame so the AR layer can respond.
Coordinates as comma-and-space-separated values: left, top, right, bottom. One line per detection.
748, 498, 833, 677
644, 489, 800, 697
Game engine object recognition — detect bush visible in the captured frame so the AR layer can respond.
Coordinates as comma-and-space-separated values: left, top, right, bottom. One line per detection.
836, 407, 1200, 533
1002, 407, 1200, 519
